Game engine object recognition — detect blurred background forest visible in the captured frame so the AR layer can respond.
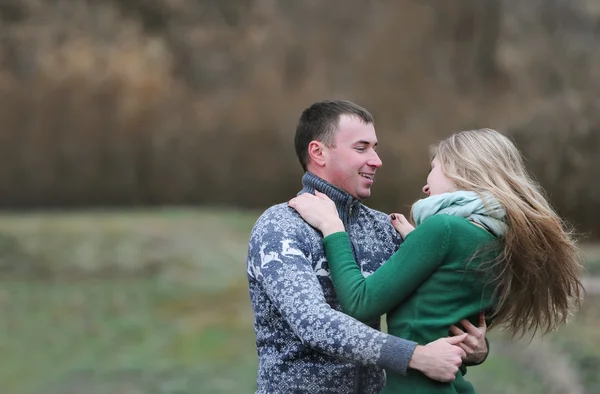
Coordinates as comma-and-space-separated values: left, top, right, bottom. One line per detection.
1, 0, 600, 393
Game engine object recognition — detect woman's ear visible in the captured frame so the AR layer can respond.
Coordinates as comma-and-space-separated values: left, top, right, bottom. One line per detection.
307, 141, 327, 168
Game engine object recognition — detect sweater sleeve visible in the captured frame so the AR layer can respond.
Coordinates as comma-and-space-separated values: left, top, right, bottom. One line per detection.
247, 208, 418, 374
323, 214, 452, 322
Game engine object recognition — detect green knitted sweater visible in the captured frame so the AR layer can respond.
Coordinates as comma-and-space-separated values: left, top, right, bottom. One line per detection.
323, 214, 499, 394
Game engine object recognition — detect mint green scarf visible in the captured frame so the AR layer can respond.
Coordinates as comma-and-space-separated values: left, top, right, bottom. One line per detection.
411, 191, 508, 237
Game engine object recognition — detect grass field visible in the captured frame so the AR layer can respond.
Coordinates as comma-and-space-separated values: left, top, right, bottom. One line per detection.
0, 208, 598, 394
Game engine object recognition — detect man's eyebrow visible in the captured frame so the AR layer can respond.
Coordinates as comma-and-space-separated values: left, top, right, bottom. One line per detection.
354, 140, 378, 146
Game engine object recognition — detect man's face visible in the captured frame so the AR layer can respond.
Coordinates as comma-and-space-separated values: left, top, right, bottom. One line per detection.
323, 115, 382, 200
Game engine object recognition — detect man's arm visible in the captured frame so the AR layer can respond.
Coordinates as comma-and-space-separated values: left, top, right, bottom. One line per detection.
248, 212, 415, 374
248, 208, 465, 381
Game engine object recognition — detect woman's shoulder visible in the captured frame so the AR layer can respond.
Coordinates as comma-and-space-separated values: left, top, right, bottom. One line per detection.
407, 214, 455, 241
418, 213, 457, 228
419, 214, 488, 233
421, 214, 495, 240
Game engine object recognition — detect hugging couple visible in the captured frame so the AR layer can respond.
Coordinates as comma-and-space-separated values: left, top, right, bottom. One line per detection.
246, 100, 583, 394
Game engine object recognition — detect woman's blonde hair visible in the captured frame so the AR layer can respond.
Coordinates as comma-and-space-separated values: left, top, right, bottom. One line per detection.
432, 128, 584, 338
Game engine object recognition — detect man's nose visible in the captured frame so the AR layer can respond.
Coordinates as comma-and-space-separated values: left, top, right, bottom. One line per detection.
422, 185, 430, 195
368, 152, 383, 168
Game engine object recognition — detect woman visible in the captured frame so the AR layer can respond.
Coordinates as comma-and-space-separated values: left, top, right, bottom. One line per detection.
288, 128, 584, 393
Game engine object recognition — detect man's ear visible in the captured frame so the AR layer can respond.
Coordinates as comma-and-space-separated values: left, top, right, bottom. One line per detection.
307, 141, 328, 168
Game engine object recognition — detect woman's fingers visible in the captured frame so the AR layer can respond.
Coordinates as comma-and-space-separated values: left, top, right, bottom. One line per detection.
458, 343, 473, 354
397, 214, 410, 224
390, 214, 403, 232
449, 325, 465, 336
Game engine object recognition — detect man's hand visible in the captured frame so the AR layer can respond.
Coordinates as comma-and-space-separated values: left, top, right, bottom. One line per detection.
449, 312, 488, 364
408, 333, 467, 382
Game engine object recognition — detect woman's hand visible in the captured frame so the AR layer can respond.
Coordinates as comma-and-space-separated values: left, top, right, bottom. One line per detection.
449, 312, 488, 364
288, 191, 344, 236
390, 213, 415, 238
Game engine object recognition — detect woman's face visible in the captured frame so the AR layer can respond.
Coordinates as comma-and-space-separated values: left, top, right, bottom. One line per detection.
422, 157, 457, 196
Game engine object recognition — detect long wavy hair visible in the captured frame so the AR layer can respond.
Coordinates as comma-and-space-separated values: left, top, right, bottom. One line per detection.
431, 128, 584, 338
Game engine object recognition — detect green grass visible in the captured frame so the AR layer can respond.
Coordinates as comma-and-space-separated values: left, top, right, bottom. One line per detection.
0, 208, 597, 394
0, 208, 261, 394
0, 278, 259, 394
581, 244, 600, 276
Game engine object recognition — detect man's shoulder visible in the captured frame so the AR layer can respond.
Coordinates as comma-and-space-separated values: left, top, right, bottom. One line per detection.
361, 204, 389, 220
360, 204, 395, 228
254, 203, 302, 226
250, 203, 309, 240
247, 203, 319, 270
358, 204, 402, 246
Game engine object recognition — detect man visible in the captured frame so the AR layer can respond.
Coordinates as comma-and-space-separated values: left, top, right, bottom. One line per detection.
247, 100, 487, 393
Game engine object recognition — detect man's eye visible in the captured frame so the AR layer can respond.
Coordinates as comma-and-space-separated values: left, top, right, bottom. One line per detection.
355, 147, 366, 152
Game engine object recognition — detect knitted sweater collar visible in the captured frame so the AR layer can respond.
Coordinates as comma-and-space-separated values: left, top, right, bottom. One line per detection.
298, 172, 362, 224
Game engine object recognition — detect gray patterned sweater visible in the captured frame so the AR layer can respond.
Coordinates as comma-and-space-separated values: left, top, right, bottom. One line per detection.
247, 172, 418, 394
